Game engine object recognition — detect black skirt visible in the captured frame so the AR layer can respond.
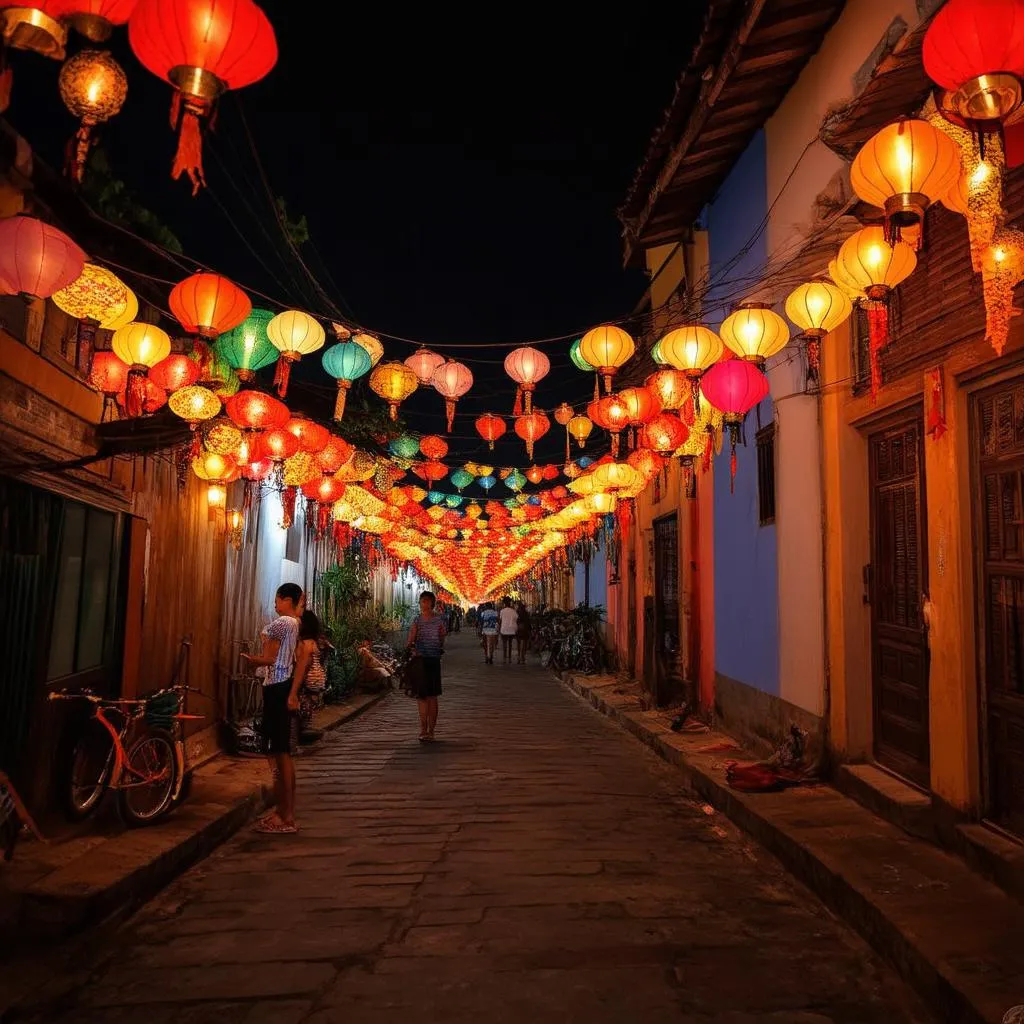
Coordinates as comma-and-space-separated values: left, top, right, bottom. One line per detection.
414, 656, 443, 698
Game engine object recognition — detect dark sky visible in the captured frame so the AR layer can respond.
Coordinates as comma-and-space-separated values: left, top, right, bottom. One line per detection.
7, 1, 709, 476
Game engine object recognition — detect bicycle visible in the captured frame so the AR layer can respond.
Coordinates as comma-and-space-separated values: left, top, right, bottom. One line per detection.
52, 683, 201, 827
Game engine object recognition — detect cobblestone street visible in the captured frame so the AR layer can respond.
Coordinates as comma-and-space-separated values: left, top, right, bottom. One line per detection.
20, 633, 932, 1023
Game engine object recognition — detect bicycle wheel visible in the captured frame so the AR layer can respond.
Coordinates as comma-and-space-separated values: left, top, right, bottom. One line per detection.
119, 728, 178, 826
66, 718, 115, 820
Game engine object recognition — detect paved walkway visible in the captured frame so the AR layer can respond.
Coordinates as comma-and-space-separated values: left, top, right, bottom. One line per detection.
23, 633, 932, 1023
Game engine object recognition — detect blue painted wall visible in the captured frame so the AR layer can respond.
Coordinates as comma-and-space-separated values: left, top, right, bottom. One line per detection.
574, 547, 608, 609
705, 130, 779, 696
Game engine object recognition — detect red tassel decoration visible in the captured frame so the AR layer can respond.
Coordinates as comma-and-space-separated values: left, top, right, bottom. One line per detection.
513, 387, 523, 416
333, 521, 350, 552
866, 301, 889, 402
445, 399, 456, 433
729, 443, 737, 496
274, 356, 293, 398
125, 367, 146, 418
806, 338, 821, 384
317, 502, 332, 538
189, 426, 201, 460
593, 375, 600, 402
611, 433, 620, 458
170, 93, 209, 195
280, 486, 297, 529
524, 387, 533, 415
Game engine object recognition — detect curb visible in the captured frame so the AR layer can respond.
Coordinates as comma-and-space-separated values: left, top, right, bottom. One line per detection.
561, 671, 1021, 1024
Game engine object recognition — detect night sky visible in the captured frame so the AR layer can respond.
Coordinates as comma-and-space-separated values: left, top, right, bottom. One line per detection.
7, 1, 709, 478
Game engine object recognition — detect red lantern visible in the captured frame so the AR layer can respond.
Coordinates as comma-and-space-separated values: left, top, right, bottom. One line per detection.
0, 216, 85, 299
701, 360, 769, 492
504, 346, 550, 415
117, 376, 165, 414
475, 413, 506, 450
514, 409, 550, 460
128, 0, 277, 193
432, 359, 473, 432
169, 272, 251, 339
241, 456, 273, 481
88, 350, 128, 417
51, 0, 137, 40
149, 352, 200, 392
284, 414, 330, 454
419, 434, 449, 460
526, 465, 544, 485
588, 393, 630, 457
255, 427, 300, 463
317, 434, 354, 475
301, 476, 345, 504
646, 369, 690, 411
541, 464, 559, 481
923, 0, 1024, 127
415, 460, 448, 485
225, 389, 289, 430
641, 413, 689, 454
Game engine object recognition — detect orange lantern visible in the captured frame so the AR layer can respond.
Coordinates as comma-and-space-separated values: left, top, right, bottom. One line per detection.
515, 409, 550, 459
578, 324, 635, 397
526, 465, 544, 485
720, 303, 790, 367
52, 0, 137, 40
641, 412, 689, 454
504, 346, 550, 414
284, 413, 330, 454
785, 281, 853, 381
149, 352, 200, 393
588, 394, 629, 457
475, 413, 506, 449
554, 401, 574, 426
128, 0, 277, 193
645, 368, 690, 411
419, 434, 449, 460
851, 119, 961, 246
432, 359, 473, 432
317, 434, 354, 475
370, 360, 418, 420
255, 426, 300, 463
225, 389, 289, 431
170, 272, 250, 340
567, 414, 593, 449
619, 385, 662, 449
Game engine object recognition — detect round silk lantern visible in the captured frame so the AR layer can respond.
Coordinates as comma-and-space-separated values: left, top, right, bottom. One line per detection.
322, 340, 371, 421
785, 281, 853, 381
58, 48, 128, 180
720, 303, 790, 367
52, 261, 134, 371
111, 321, 171, 416
578, 325, 635, 397
432, 359, 473, 432
267, 309, 325, 397
170, 272, 250, 340
0, 216, 84, 299
405, 347, 444, 384
475, 413, 506, 450
370, 361, 418, 420
225, 388, 289, 431
214, 308, 277, 382
701, 359, 769, 492
52, 0, 138, 40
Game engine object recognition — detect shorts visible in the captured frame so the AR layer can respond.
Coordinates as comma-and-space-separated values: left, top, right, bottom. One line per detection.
261, 680, 299, 755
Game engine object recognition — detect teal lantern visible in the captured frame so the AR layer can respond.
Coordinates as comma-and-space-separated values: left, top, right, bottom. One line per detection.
505, 469, 526, 492
428, 490, 445, 505
450, 468, 474, 491
322, 341, 373, 421
570, 338, 595, 373
214, 308, 277, 382
389, 433, 421, 459
445, 494, 462, 508
479, 475, 496, 491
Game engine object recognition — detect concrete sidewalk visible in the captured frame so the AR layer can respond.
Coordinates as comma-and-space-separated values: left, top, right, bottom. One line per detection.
0, 690, 387, 948
562, 671, 1023, 1024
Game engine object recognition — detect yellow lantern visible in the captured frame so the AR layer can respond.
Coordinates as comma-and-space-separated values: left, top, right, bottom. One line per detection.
52, 262, 136, 371
203, 418, 243, 457
266, 309, 325, 397
111, 321, 170, 369
578, 324, 635, 395
282, 451, 319, 487
851, 118, 961, 247
206, 484, 227, 521
591, 462, 640, 492
568, 474, 597, 496
585, 492, 616, 515
658, 325, 723, 377
169, 384, 220, 424
720, 303, 790, 367
191, 450, 234, 482
982, 228, 1024, 356
567, 414, 593, 449
352, 331, 384, 367
785, 281, 853, 381
58, 49, 128, 182
827, 257, 867, 303
369, 360, 418, 420
833, 227, 916, 300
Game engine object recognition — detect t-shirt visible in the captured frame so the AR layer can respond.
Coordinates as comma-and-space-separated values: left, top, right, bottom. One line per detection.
413, 614, 446, 657
480, 607, 499, 634
261, 615, 299, 686
498, 606, 519, 635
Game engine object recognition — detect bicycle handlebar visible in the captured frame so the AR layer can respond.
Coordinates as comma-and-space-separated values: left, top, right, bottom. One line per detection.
48, 683, 199, 706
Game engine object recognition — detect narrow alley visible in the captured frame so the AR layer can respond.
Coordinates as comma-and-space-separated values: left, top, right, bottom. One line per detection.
18, 633, 931, 1024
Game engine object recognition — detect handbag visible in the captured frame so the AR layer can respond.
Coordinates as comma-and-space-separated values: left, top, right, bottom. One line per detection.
399, 650, 425, 698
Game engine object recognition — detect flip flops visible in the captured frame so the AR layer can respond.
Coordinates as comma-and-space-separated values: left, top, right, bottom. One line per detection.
252, 815, 298, 834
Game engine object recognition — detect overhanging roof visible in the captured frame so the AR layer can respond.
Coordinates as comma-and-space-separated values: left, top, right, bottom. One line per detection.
618, 0, 845, 267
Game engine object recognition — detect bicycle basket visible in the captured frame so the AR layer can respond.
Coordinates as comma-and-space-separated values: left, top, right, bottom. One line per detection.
145, 691, 180, 730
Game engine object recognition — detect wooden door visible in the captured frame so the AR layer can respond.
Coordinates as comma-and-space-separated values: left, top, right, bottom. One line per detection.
974, 381, 1024, 835
654, 514, 684, 706
869, 417, 930, 786
627, 553, 637, 676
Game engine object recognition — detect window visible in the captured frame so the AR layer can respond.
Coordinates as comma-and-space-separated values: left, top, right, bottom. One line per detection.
756, 423, 776, 526
851, 304, 872, 394
48, 502, 122, 683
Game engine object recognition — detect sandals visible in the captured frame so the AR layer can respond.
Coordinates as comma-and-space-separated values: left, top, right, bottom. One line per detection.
252, 814, 298, 834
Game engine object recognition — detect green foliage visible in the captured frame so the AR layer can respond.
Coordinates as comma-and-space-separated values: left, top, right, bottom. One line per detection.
276, 196, 309, 248
334, 395, 405, 449
83, 148, 183, 254
316, 557, 367, 618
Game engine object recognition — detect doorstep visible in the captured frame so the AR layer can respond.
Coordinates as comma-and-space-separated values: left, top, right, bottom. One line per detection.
562, 671, 1024, 1024
0, 689, 388, 951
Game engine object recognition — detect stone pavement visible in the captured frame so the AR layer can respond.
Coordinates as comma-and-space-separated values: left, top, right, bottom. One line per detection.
10, 632, 933, 1024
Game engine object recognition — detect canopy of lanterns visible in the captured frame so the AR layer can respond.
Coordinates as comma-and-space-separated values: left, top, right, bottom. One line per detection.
3, 0, 1023, 600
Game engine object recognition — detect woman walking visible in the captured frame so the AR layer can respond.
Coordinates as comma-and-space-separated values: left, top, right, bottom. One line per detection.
479, 601, 499, 664
498, 596, 518, 664
515, 601, 532, 664
407, 591, 446, 741
295, 610, 328, 734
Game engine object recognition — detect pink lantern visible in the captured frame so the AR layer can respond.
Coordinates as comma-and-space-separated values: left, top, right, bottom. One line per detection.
504, 345, 550, 414
404, 347, 445, 384
0, 216, 85, 299
431, 358, 473, 432
701, 359, 769, 492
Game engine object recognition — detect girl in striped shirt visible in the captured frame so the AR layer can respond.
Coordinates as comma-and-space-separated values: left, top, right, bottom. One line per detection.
407, 591, 446, 741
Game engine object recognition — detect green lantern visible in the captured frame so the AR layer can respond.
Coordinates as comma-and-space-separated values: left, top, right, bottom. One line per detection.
570, 338, 595, 372
214, 308, 277, 382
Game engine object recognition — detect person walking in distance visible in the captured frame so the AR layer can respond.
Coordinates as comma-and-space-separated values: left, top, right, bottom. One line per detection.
498, 596, 518, 664
407, 590, 446, 741
479, 601, 499, 664
242, 583, 303, 834
514, 601, 532, 665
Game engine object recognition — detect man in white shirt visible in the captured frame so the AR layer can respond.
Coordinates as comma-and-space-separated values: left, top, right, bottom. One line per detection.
498, 596, 519, 664
242, 583, 302, 834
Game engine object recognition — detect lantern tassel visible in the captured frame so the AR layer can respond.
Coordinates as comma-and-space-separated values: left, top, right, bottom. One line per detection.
280, 486, 297, 530
565, 428, 570, 464
611, 433, 620, 458
524, 388, 533, 415
76, 318, 97, 375
806, 338, 821, 385
125, 367, 146, 418
729, 440, 737, 496
593, 375, 600, 402
445, 398, 456, 433
866, 300, 889, 402
389, 403, 398, 421
65, 120, 95, 184
334, 380, 349, 422
189, 426, 201, 460
513, 387, 523, 417
684, 462, 697, 501
274, 356, 292, 398
170, 93, 208, 195
317, 502, 332, 539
